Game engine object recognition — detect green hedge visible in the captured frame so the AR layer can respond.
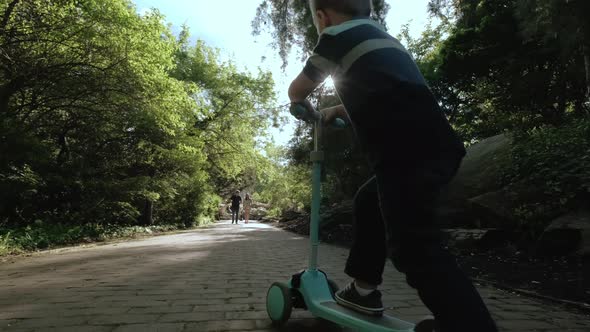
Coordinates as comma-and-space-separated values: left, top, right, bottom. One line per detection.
0, 222, 197, 256
506, 117, 590, 236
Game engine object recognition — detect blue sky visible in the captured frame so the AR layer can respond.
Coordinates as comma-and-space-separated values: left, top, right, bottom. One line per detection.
132, 0, 433, 146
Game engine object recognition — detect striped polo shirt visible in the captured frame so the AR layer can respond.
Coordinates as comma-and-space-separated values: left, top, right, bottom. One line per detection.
303, 18, 465, 166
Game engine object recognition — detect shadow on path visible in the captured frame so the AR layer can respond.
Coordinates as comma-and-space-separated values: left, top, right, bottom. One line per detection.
0, 221, 351, 331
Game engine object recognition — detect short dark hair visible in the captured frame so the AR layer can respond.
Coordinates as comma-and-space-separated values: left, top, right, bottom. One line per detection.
310, 0, 372, 17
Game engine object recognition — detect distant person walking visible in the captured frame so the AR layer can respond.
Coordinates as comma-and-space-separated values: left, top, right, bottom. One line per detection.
230, 191, 242, 224
243, 193, 253, 224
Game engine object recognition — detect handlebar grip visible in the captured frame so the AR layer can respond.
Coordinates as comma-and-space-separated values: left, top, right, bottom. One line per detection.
332, 118, 347, 128
289, 103, 307, 119
290, 103, 322, 122
290, 102, 347, 128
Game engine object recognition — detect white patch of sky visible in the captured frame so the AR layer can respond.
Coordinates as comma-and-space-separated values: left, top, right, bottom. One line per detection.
132, 0, 433, 146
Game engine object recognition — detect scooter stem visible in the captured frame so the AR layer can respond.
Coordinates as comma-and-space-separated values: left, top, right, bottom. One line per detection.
309, 119, 324, 271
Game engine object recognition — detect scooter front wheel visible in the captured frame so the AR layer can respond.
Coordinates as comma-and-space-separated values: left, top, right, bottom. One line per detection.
266, 282, 292, 326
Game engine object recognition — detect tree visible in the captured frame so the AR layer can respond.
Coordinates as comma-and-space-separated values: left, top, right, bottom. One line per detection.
252, 0, 390, 69
425, 0, 590, 232
516, 0, 590, 105
172, 28, 278, 199
0, 0, 278, 230
250, 1, 392, 207
422, 0, 590, 141
1, 0, 189, 225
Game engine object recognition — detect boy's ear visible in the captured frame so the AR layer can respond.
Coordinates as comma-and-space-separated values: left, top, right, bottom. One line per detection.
316, 9, 332, 27
315, 8, 324, 20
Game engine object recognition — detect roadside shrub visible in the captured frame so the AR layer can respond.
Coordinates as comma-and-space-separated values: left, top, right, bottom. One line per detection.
506, 117, 590, 236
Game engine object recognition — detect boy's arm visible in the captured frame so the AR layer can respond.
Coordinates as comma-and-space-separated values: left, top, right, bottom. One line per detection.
289, 37, 338, 110
288, 72, 347, 124
288, 72, 320, 111
289, 37, 336, 110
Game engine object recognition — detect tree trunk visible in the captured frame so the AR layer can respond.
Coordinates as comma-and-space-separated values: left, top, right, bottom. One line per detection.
56, 132, 70, 164
0, 86, 15, 114
584, 45, 590, 103
1, 0, 20, 32
0, 78, 23, 114
141, 199, 153, 226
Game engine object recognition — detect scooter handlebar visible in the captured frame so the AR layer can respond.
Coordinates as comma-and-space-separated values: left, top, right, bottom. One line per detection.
290, 103, 321, 122
332, 118, 347, 128
290, 103, 347, 128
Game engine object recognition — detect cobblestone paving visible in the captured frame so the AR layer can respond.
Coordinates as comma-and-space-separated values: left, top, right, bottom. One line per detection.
1, 221, 589, 331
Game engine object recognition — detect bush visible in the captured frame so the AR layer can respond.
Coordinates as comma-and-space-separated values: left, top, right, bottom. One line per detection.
0, 232, 13, 255
0, 222, 189, 255
506, 118, 590, 235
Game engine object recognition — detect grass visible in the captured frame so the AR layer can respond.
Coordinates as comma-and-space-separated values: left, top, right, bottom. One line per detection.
0, 231, 12, 256
0, 218, 214, 257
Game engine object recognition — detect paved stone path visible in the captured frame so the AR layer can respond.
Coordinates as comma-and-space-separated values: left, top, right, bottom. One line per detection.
1, 221, 589, 332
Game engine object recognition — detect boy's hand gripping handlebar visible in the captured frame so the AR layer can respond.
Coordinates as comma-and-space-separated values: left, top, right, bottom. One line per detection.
289, 102, 347, 128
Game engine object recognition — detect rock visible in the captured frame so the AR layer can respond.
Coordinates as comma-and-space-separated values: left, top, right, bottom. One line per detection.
536, 210, 590, 256
249, 207, 268, 220
442, 228, 512, 249
446, 134, 512, 201
217, 204, 231, 220
442, 228, 486, 247
280, 210, 302, 222
320, 202, 354, 245
477, 228, 513, 249
320, 200, 353, 227
252, 201, 271, 209
467, 180, 547, 228
438, 134, 513, 228
468, 190, 515, 228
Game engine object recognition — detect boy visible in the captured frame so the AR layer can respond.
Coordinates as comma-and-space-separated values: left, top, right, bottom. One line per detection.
287, 1, 497, 331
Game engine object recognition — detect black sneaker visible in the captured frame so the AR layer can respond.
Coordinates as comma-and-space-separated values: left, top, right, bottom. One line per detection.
414, 316, 439, 332
334, 282, 384, 316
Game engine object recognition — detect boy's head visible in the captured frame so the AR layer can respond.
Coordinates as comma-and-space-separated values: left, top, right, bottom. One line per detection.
309, 0, 372, 34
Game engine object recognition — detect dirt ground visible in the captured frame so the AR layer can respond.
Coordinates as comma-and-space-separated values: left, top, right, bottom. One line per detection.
457, 249, 589, 304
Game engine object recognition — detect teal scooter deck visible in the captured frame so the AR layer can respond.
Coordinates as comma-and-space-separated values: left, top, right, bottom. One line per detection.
319, 302, 414, 331
290, 269, 414, 332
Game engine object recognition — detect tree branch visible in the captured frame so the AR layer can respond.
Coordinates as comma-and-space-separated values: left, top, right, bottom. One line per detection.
0, 0, 20, 32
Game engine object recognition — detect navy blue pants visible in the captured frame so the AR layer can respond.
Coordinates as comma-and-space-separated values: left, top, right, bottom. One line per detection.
344, 158, 497, 332
231, 207, 240, 224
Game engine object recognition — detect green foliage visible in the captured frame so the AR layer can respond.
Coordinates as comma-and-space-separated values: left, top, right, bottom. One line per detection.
0, 231, 11, 256
506, 118, 590, 232
0, 0, 278, 249
279, 91, 370, 207
254, 144, 312, 214
421, 0, 590, 233
172, 26, 279, 199
426, 0, 590, 141
255, 0, 590, 227
0, 222, 187, 254
252, 0, 390, 68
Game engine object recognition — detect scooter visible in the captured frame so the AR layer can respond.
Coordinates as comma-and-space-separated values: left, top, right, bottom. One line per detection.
265, 103, 426, 331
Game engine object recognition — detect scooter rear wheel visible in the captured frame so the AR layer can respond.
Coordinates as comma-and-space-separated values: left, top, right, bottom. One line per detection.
266, 282, 292, 326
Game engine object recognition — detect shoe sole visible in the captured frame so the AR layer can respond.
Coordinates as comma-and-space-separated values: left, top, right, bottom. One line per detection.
334, 293, 384, 317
